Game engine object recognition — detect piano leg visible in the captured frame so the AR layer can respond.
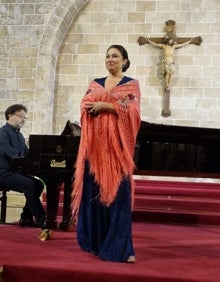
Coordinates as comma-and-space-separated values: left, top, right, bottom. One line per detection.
59, 178, 73, 230
46, 180, 62, 229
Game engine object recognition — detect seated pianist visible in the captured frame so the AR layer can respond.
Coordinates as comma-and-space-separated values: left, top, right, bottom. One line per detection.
0, 104, 51, 241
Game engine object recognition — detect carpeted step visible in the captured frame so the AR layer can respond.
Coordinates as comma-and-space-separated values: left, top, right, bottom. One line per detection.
133, 179, 220, 226
135, 186, 220, 197
132, 208, 220, 226
134, 195, 220, 212
135, 179, 220, 197
135, 179, 220, 189
41, 179, 220, 226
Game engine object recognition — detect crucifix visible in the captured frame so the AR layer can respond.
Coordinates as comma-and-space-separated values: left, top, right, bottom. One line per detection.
137, 20, 202, 117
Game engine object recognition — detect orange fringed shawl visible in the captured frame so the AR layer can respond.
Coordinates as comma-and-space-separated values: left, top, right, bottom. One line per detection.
71, 79, 141, 221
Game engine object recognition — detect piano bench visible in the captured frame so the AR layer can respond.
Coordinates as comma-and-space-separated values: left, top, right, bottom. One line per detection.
0, 190, 8, 223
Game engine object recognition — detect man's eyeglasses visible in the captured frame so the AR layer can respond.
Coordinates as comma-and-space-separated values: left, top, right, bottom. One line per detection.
14, 114, 28, 120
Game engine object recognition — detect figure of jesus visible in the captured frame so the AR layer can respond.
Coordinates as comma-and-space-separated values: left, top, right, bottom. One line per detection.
147, 37, 193, 91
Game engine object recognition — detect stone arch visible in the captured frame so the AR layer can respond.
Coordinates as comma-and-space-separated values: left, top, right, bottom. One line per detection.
34, 0, 89, 134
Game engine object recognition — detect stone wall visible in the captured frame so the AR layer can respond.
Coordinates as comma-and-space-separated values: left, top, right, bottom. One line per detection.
0, 0, 220, 135
0, 0, 220, 222
53, 0, 220, 131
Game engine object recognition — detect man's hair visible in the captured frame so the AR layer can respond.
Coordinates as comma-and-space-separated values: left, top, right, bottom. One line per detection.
5, 104, 27, 120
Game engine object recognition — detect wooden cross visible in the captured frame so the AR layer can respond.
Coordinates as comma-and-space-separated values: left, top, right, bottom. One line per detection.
137, 20, 202, 117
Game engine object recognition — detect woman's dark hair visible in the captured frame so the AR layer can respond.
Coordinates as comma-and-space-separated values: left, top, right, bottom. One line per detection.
5, 104, 27, 120
106, 45, 130, 72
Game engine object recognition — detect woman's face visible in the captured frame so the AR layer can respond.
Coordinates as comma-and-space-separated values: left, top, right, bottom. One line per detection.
105, 48, 126, 74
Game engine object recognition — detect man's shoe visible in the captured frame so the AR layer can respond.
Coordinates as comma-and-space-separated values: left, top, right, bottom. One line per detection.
38, 229, 51, 241
18, 218, 39, 228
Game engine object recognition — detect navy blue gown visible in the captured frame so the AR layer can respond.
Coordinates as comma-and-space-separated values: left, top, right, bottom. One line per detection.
77, 161, 135, 262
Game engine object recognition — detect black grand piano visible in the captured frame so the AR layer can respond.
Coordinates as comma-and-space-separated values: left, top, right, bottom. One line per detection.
22, 120, 220, 230
135, 121, 220, 178
24, 134, 80, 230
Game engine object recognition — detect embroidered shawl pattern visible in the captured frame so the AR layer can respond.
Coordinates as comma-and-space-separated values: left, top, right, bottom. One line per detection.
71, 79, 141, 221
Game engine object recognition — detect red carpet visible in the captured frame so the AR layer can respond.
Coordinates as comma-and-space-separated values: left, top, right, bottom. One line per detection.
1, 222, 220, 282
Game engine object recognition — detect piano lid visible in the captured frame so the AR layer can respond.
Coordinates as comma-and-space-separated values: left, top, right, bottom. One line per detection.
137, 121, 220, 144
